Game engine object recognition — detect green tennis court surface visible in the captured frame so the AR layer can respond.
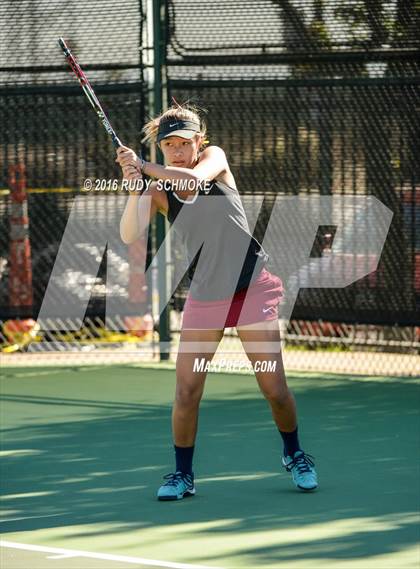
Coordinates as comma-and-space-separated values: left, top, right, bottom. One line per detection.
1, 364, 419, 568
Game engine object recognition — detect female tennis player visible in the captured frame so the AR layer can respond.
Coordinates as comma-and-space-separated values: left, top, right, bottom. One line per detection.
118, 103, 318, 499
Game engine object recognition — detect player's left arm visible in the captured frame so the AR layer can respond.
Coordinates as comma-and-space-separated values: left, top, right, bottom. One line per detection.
190, 145, 228, 180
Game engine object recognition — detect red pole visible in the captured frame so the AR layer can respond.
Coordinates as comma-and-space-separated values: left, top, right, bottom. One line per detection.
8, 164, 33, 312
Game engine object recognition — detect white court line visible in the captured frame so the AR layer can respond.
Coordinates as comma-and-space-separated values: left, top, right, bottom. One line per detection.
0, 540, 223, 569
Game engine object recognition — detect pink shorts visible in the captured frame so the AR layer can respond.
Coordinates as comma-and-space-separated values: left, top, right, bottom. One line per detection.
182, 268, 284, 330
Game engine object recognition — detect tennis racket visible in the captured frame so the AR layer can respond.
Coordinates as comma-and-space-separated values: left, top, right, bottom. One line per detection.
58, 37, 123, 149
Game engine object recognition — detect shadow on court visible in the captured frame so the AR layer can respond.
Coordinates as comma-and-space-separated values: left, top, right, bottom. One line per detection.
1, 365, 419, 568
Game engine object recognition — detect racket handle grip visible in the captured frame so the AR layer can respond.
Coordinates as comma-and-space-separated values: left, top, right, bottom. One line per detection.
113, 137, 145, 173
112, 137, 143, 170
112, 135, 123, 148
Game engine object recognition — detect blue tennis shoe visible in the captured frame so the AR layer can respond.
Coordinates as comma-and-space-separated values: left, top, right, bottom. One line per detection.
282, 450, 318, 491
157, 471, 196, 501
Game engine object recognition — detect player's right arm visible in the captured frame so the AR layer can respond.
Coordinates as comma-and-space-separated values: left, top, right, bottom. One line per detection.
119, 167, 167, 244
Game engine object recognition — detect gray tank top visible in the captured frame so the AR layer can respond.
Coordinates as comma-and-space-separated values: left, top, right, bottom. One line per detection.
166, 180, 269, 301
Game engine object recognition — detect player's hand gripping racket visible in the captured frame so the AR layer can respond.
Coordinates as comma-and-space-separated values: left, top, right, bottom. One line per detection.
58, 37, 124, 149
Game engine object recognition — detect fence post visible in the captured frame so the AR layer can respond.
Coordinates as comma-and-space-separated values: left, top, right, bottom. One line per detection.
153, 0, 171, 361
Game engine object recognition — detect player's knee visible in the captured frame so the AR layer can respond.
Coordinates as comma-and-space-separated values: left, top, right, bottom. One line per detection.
263, 386, 290, 406
175, 383, 203, 407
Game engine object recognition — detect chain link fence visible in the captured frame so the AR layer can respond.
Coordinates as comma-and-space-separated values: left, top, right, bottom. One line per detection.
164, 0, 419, 374
0, 0, 418, 374
0, 1, 156, 354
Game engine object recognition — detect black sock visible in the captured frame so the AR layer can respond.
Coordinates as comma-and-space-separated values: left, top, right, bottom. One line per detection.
174, 444, 194, 475
279, 426, 301, 457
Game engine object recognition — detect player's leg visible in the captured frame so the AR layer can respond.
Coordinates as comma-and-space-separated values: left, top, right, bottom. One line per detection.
236, 319, 317, 491
236, 319, 297, 435
158, 327, 224, 500
172, 327, 224, 448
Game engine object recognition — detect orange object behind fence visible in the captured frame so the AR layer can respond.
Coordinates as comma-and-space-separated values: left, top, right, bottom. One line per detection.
8, 164, 33, 311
